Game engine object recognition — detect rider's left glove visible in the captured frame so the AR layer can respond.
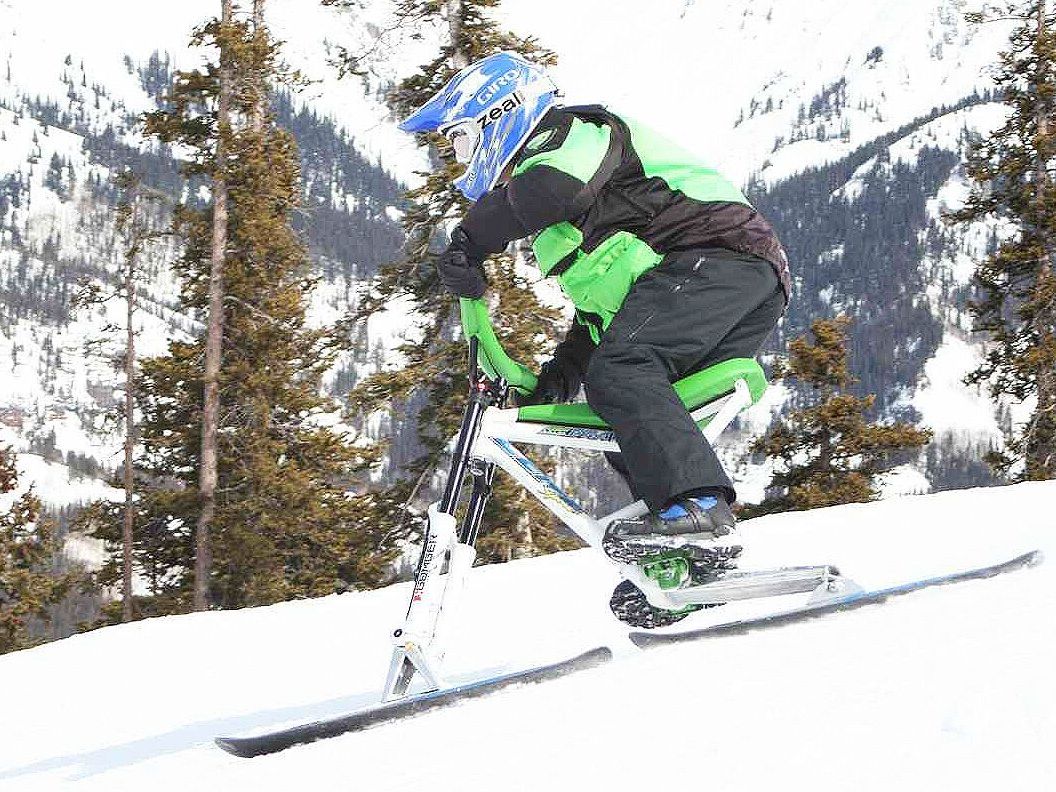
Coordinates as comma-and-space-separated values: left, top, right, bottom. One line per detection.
519, 357, 582, 405
436, 226, 487, 299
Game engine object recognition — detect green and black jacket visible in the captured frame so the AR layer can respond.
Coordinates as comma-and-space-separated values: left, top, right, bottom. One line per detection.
460, 105, 790, 349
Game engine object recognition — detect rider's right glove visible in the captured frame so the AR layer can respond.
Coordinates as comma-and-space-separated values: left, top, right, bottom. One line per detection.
520, 357, 582, 405
435, 226, 487, 299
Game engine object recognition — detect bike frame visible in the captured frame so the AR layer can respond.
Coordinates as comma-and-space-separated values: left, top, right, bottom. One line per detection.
382, 337, 755, 700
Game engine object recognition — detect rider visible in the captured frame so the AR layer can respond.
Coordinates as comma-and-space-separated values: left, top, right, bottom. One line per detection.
398, 52, 790, 562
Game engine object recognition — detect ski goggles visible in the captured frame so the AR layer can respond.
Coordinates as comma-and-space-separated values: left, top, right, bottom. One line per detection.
439, 118, 482, 165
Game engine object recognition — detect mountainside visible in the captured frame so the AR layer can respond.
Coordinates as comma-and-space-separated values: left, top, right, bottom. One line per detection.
0, 1, 1026, 514
1, 482, 1052, 790
0, 0, 405, 504
493, 0, 1017, 495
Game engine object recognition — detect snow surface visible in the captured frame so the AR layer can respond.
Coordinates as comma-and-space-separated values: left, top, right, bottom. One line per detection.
1, 481, 1053, 791
0, 447, 121, 513
0, 440, 119, 567
914, 331, 1002, 444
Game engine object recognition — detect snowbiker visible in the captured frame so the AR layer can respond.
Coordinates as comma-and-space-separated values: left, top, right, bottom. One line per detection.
398, 52, 791, 565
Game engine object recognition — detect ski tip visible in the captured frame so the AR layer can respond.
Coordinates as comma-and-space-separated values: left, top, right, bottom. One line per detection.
215, 734, 284, 759
575, 645, 615, 665
627, 631, 658, 649
214, 737, 252, 758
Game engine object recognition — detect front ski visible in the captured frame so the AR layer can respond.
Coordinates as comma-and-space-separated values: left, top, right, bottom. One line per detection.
215, 646, 612, 758
629, 550, 1043, 649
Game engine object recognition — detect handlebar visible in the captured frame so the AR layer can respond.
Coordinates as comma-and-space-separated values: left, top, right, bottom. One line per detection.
458, 298, 538, 394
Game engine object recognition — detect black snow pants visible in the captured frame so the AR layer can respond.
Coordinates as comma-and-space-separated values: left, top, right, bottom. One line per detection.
583, 248, 785, 512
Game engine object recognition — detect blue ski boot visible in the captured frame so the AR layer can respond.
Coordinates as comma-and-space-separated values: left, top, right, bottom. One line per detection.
604, 493, 742, 628
603, 493, 737, 566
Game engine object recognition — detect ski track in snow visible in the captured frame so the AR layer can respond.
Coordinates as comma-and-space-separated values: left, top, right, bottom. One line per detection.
0, 482, 1053, 790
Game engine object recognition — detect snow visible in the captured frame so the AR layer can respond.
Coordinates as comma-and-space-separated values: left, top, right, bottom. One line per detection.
495, 0, 1012, 185
0, 445, 118, 567
1, 481, 1053, 790
0, 0, 427, 182
878, 463, 931, 497
913, 331, 1001, 444
0, 449, 121, 511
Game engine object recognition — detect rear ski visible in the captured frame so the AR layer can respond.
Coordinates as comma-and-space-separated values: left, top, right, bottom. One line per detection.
629, 550, 1043, 648
216, 646, 612, 758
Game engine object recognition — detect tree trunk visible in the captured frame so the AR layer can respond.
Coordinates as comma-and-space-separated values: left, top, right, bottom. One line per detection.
447, 0, 468, 69
122, 217, 137, 623
1035, 0, 1051, 279
1037, 0, 1049, 248
251, 0, 266, 134
196, 0, 233, 611
1032, 0, 1056, 476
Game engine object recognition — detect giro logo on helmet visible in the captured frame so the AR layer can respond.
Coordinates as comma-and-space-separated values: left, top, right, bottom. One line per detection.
475, 68, 521, 107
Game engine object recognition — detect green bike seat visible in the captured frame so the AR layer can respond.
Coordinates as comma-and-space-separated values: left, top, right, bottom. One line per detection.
457, 299, 767, 430
515, 357, 768, 429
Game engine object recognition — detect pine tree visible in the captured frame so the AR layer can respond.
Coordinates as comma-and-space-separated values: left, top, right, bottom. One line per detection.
950, 1, 1056, 480
335, 0, 577, 562
0, 447, 77, 654
80, 1, 398, 614
747, 317, 931, 516
70, 170, 170, 623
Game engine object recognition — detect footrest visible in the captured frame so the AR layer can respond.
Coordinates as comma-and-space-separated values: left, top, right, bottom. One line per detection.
665, 565, 841, 607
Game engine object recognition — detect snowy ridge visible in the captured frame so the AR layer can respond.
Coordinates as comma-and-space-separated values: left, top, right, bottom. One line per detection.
0, 0, 1029, 513
497, 0, 1011, 185
0, 0, 411, 513
0, 482, 1052, 789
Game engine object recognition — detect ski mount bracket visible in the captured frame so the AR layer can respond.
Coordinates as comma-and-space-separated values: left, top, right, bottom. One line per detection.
622, 561, 862, 610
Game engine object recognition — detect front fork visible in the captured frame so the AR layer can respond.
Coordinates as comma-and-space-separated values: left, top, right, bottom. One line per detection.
383, 345, 503, 701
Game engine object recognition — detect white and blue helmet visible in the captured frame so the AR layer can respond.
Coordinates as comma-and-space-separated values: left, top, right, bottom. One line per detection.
399, 51, 559, 201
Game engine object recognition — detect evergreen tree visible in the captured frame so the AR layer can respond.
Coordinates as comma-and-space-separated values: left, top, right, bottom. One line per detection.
747, 317, 931, 516
335, 0, 577, 562
70, 170, 170, 622
951, 1, 1056, 480
0, 447, 77, 654
79, 1, 398, 614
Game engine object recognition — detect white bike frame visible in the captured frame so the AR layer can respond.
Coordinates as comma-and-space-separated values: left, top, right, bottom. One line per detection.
382, 376, 760, 701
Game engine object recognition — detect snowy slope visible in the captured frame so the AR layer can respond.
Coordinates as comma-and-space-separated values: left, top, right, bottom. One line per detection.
1, 482, 1052, 791
0, 1, 1030, 514
0, 0, 424, 179
0, 0, 411, 509
496, 0, 1011, 184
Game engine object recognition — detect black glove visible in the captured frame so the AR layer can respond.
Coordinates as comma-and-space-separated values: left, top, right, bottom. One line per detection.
520, 357, 583, 405
436, 227, 487, 299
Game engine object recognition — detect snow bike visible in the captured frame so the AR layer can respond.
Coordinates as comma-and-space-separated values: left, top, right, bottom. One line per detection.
216, 298, 1044, 757
381, 298, 862, 701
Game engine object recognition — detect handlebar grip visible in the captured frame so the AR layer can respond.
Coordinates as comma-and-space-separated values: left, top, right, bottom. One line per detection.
459, 298, 538, 393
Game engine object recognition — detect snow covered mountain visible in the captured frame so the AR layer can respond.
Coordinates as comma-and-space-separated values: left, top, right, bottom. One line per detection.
0, 0, 405, 508
0, 0, 1024, 513
1, 482, 1052, 790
